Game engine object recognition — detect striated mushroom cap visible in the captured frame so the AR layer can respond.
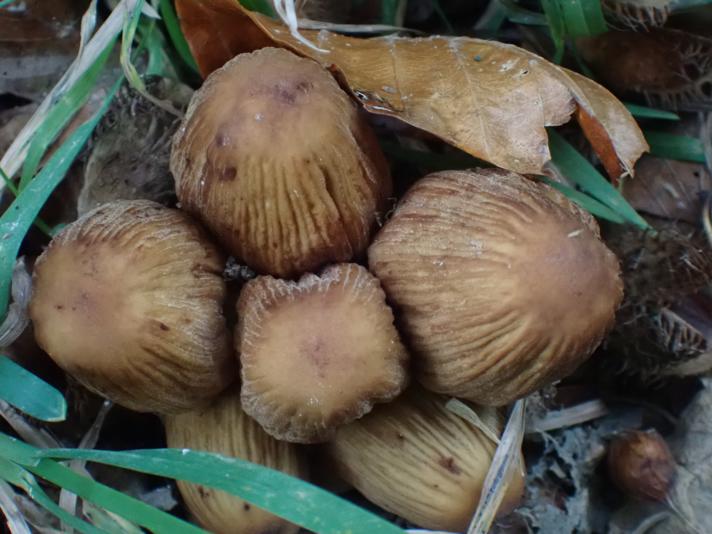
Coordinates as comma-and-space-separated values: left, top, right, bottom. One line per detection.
326, 388, 525, 531
170, 47, 391, 279
237, 263, 409, 443
29, 200, 233, 414
165, 389, 307, 534
369, 169, 623, 405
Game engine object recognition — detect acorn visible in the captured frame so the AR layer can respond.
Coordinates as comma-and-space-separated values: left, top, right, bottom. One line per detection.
607, 430, 675, 502
237, 263, 409, 443
164, 390, 307, 534
326, 388, 525, 531
369, 169, 623, 406
170, 47, 391, 279
29, 200, 233, 414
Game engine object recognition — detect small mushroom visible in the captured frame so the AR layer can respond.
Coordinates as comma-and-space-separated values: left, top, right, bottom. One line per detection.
237, 263, 409, 443
369, 169, 623, 406
29, 200, 233, 414
170, 47, 391, 279
326, 388, 525, 531
165, 389, 306, 534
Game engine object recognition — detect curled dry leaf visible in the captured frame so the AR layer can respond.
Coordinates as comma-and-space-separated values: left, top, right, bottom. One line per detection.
175, 0, 647, 178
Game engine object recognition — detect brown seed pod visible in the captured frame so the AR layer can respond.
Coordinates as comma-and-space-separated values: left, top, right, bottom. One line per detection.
237, 263, 409, 443
165, 390, 306, 534
608, 429, 675, 502
29, 200, 233, 414
326, 388, 525, 531
369, 169, 623, 406
170, 47, 391, 279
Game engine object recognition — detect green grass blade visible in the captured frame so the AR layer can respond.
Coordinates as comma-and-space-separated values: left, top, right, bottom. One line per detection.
0, 458, 103, 534
645, 130, 706, 163
239, 0, 276, 17
0, 357, 66, 422
429, 0, 454, 33
19, 39, 115, 191
0, 167, 52, 236
158, 0, 199, 73
36, 447, 406, 534
140, 19, 179, 79
0, 79, 121, 321
475, 0, 508, 32
540, 178, 626, 223
548, 129, 650, 229
624, 103, 680, 121
498, 0, 549, 25
540, 0, 565, 63
381, 141, 482, 171
26, 459, 207, 534
558, 0, 607, 36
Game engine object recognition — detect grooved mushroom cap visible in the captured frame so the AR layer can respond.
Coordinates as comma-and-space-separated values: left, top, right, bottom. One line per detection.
326, 388, 525, 531
237, 263, 409, 443
164, 390, 306, 534
170, 47, 392, 279
368, 169, 623, 406
29, 200, 233, 414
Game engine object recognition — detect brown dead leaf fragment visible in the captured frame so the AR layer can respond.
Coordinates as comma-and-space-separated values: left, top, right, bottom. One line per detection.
175, 0, 647, 178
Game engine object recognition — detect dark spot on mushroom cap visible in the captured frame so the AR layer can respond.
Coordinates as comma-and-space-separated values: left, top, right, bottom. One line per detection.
243, 502, 251, 511
158, 322, 170, 331
221, 167, 237, 181
438, 456, 462, 475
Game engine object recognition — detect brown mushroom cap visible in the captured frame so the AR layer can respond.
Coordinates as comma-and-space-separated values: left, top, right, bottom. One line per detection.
164, 389, 306, 534
29, 200, 233, 414
368, 169, 623, 405
326, 388, 525, 531
170, 47, 391, 279
237, 263, 409, 443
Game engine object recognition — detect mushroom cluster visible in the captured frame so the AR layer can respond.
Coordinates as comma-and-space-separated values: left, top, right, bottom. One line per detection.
29, 46, 623, 532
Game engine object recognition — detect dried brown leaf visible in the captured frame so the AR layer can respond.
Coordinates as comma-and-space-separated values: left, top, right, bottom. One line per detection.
175, 0, 647, 177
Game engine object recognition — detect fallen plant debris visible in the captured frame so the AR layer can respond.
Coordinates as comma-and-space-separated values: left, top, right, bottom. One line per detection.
175, 0, 648, 178
1, 1, 712, 533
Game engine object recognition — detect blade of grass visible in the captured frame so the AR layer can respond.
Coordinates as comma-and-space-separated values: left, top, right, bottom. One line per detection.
239, 0, 276, 17
0, 167, 52, 236
0, 79, 122, 321
0, 357, 66, 422
32, 447, 406, 534
548, 129, 650, 229
540, 178, 627, 223
0, 479, 31, 534
26, 459, 207, 534
429, 0, 454, 33
120, 0, 179, 116
140, 18, 179, 79
625, 103, 680, 121
158, 0, 199, 73
0, 458, 103, 534
19, 39, 115, 191
645, 130, 706, 163
558, 0, 607, 36
380, 140, 482, 171
475, 0, 507, 32
0, 0, 132, 186
498, 0, 548, 25
540, 0, 565, 63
